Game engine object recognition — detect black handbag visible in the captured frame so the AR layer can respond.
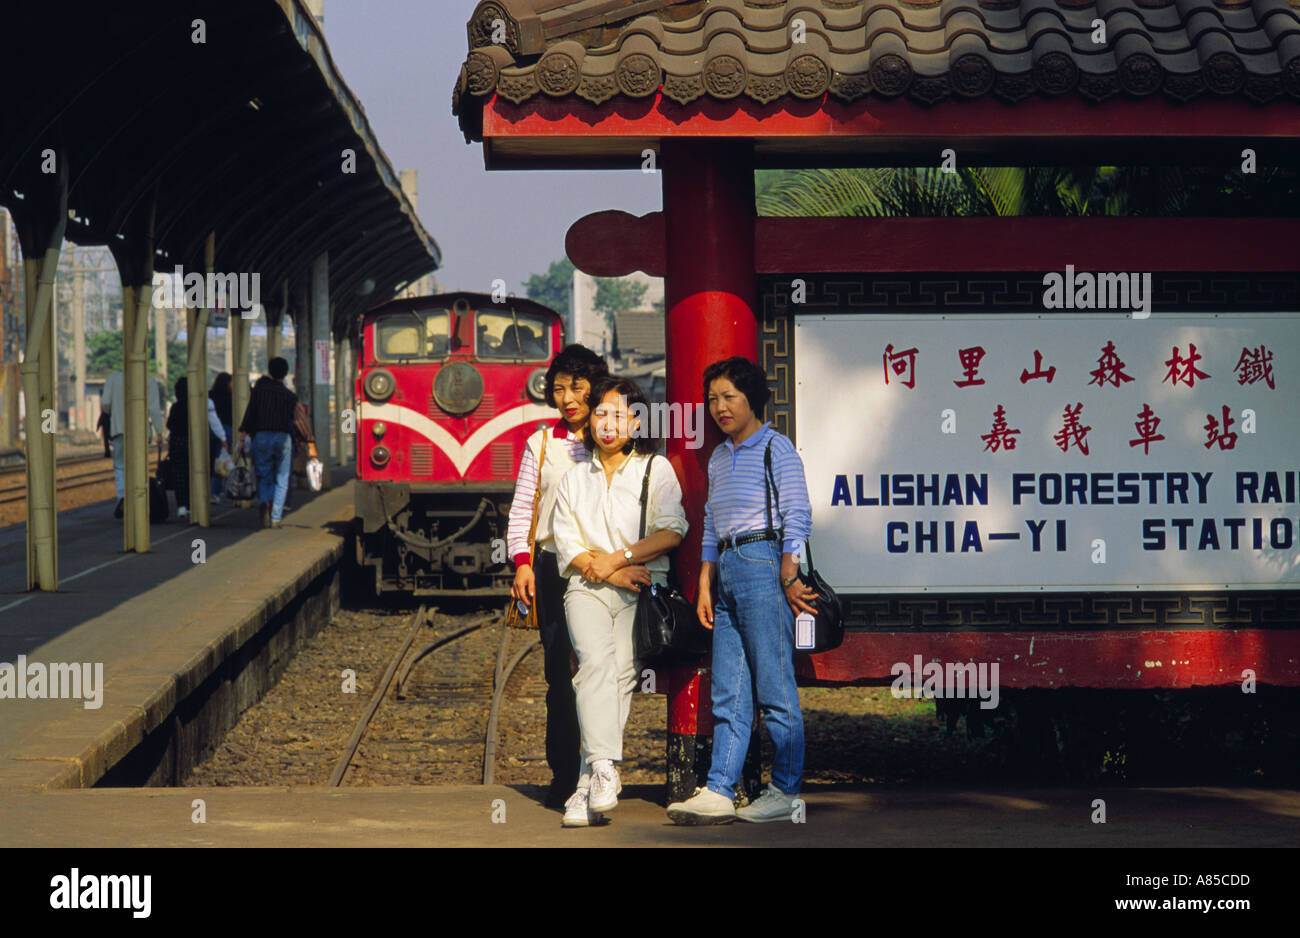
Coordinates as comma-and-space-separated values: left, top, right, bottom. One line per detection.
632, 456, 709, 663
764, 438, 844, 654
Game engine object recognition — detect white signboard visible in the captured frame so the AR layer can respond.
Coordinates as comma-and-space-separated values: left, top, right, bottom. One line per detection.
315, 340, 332, 385
795, 313, 1300, 592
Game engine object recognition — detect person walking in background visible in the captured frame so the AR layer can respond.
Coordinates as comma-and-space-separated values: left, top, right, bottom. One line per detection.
166, 377, 192, 519
209, 373, 234, 503
551, 376, 688, 828
506, 344, 608, 813
667, 356, 818, 826
239, 357, 315, 528
101, 369, 165, 518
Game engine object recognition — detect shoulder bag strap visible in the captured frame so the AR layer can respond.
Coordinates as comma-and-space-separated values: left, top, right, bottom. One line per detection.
524, 427, 547, 558
764, 436, 782, 538
638, 453, 653, 541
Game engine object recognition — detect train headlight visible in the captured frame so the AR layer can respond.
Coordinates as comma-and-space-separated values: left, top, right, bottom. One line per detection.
365, 368, 396, 403
526, 368, 548, 403
370, 445, 391, 468
371, 422, 387, 440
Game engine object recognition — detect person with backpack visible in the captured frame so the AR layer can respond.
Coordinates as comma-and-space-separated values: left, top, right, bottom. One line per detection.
238, 357, 315, 528
550, 376, 687, 827
666, 356, 817, 825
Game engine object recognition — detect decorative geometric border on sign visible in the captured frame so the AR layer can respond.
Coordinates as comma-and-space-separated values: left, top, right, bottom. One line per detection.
838, 591, 1300, 631
758, 271, 1300, 631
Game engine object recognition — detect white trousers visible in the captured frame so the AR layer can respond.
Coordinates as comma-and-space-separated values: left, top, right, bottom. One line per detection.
564, 578, 639, 785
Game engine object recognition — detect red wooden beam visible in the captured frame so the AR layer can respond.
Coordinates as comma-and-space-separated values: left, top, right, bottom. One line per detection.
794, 630, 1300, 689
484, 93, 1300, 157
567, 213, 1300, 277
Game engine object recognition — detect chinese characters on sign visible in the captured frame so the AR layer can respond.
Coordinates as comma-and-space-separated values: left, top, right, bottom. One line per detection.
882, 339, 1275, 456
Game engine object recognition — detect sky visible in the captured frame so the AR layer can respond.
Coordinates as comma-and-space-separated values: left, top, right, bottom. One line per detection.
325, 0, 663, 294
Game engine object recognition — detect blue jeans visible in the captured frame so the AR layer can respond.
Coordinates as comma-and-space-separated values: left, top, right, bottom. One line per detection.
212, 423, 232, 497
705, 537, 804, 797
251, 431, 292, 521
111, 435, 125, 499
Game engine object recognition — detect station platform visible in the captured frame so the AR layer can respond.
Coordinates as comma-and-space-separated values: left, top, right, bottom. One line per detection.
4, 782, 1298, 848
0, 470, 354, 792
2, 468, 1298, 849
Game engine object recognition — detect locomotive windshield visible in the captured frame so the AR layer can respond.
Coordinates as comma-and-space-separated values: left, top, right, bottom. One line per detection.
374, 308, 451, 361
476, 310, 550, 361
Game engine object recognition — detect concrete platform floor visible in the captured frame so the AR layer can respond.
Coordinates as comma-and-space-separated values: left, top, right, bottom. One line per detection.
3, 783, 1297, 848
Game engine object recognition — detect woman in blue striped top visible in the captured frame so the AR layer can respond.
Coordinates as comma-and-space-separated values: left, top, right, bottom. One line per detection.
667, 356, 818, 825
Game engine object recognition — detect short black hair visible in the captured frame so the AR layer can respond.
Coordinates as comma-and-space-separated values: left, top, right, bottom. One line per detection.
545, 344, 608, 407
702, 356, 769, 414
268, 357, 289, 380
583, 376, 657, 456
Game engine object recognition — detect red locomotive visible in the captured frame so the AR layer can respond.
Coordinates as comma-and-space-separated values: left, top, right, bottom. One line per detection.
353, 292, 564, 595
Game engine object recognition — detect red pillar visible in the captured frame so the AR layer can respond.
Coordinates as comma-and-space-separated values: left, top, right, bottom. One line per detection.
661, 139, 756, 802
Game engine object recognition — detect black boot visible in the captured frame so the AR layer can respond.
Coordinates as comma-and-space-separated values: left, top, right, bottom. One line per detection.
113, 499, 124, 519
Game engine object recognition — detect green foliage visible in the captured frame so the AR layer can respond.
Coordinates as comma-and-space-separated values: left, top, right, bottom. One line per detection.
522, 258, 575, 320
86, 331, 187, 391
592, 277, 649, 331
755, 167, 1300, 218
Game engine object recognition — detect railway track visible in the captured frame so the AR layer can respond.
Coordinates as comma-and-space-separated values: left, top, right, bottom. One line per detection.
327, 605, 539, 788
0, 453, 159, 506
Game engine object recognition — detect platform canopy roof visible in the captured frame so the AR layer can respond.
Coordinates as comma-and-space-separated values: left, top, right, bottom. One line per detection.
453, 0, 1300, 167
0, 0, 440, 335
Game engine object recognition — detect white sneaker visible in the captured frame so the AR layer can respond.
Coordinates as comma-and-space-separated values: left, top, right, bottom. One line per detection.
177, 506, 188, 518
561, 787, 603, 828
666, 786, 736, 825
735, 783, 797, 823
588, 760, 621, 813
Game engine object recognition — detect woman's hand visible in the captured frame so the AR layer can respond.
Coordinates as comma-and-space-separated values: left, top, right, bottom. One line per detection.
697, 561, 716, 630
511, 565, 535, 605
783, 578, 819, 617
572, 552, 597, 581
780, 552, 818, 616
697, 581, 714, 630
606, 565, 651, 592
586, 551, 623, 583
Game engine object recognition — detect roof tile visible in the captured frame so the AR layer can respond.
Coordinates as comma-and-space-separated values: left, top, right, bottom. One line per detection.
457, 0, 1300, 134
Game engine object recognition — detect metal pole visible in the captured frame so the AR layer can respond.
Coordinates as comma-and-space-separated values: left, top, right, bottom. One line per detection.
124, 281, 153, 552
73, 257, 85, 431
267, 280, 285, 362
186, 234, 214, 527
21, 173, 68, 589
154, 277, 167, 386
310, 252, 330, 482
232, 309, 251, 439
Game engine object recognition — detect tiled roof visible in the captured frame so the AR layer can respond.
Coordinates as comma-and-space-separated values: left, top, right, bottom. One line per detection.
613, 311, 667, 356
454, 0, 1300, 135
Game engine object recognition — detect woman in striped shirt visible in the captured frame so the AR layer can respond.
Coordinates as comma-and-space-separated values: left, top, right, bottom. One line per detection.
668, 356, 818, 826
506, 344, 608, 811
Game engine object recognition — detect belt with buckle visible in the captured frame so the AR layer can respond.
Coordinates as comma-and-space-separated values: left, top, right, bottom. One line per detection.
717, 530, 780, 554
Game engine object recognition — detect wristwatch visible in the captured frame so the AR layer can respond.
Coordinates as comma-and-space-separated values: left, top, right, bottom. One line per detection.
782, 574, 799, 588
623, 548, 634, 564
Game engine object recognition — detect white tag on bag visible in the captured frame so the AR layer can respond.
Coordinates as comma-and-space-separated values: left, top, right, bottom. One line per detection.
795, 612, 816, 650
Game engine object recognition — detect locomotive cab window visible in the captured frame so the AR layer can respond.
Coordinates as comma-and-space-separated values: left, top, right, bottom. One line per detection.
475, 311, 549, 361
374, 309, 451, 361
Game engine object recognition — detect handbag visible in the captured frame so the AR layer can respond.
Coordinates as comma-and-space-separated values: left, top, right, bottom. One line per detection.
632, 455, 709, 663
504, 426, 547, 630
224, 449, 257, 501
764, 438, 844, 654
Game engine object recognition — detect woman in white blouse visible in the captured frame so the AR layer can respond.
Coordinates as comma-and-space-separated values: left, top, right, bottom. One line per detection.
551, 377, 688, 827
